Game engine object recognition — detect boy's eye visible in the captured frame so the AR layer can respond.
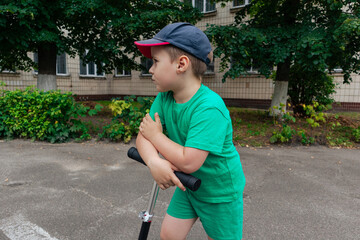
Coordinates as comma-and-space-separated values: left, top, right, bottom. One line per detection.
153, 59, 158, 63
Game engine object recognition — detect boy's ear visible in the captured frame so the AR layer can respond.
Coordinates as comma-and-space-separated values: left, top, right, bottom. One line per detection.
176, 55, 190, 73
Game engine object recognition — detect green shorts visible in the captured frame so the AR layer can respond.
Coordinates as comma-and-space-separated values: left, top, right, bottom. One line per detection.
167, 188, 244, 240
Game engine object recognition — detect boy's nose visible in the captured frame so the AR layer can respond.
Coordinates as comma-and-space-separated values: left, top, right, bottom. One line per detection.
149, 64, 154, 75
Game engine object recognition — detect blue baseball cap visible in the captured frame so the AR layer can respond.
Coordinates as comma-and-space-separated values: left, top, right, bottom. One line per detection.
135, 22, 212, 66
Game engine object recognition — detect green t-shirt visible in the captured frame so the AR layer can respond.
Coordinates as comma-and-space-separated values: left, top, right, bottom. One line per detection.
150, 84, 246, 203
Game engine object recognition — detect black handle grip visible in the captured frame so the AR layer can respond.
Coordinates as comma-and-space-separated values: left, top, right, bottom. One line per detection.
127, 147, 201, 191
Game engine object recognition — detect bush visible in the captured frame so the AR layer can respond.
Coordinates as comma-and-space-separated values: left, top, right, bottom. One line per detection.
270, 125, 295, 144
288, 63, 336, 116
0, 86, 102, 143
352, 127, 360, 143
297, 130, 315, 145
100, 122, 132, 143
99, 96, 154, 143
302, 102, 327, 128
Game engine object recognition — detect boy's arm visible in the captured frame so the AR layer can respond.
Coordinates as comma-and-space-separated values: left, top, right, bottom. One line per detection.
149, 133, 208, 174
136, 132, 186, 191
140, 113, 209, 174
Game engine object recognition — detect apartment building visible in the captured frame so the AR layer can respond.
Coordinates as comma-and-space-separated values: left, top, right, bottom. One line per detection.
1, 0, 359, 110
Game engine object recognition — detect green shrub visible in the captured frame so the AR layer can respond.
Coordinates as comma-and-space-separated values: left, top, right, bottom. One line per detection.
270, 103, 296, 125
99, 96, 154, 143
0, 86, 102, 143
297, 130, 315, 145
282, 111, 296, 123
303, 102, 327, 128
288, 63, 336, 116
270, 125, 295, 144
0, 81, 5, 95
352, 127, 360, 143
99, 122, 132, 143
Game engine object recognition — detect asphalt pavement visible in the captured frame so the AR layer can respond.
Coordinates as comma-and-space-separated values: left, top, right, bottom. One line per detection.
0, 139, 359, 240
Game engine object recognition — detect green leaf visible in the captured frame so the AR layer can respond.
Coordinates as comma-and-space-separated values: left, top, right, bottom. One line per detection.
306, 118, 314, 125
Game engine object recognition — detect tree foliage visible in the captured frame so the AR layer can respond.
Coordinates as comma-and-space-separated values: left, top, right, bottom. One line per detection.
288, 63, 336, 114
206, 0, 360, 84
0, 0, 202, 73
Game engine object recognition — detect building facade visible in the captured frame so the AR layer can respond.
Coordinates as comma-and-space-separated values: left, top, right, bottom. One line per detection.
1, 1, 359, 110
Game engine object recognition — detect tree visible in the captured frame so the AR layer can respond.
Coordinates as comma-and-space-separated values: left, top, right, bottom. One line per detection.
0, 0, 202, 91
206, 0, 360, 116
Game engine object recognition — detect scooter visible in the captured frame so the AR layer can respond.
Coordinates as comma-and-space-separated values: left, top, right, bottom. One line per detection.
127, 147, 201, 240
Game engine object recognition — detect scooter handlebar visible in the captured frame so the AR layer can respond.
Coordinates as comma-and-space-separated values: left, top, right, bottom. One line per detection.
127, 147, 201, 191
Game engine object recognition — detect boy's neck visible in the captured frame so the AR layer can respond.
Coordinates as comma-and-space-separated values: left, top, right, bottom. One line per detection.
172, 77, 202, 104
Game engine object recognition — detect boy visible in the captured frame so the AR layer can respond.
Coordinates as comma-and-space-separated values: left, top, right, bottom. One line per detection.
135, 22, 246, 240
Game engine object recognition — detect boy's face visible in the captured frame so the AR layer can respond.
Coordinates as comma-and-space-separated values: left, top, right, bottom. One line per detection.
149, 46, 178, 92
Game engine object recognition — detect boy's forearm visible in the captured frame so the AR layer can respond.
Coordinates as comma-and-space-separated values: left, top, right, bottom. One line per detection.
138, 113, 207, 173
136, 131, 186, 171
148, 133, 190, 172
136, 131, 187, 191
135, 132, 160, 167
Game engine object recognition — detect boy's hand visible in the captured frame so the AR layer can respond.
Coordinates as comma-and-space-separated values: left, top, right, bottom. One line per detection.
147, 157, 186, 191
139, 113, 163, 142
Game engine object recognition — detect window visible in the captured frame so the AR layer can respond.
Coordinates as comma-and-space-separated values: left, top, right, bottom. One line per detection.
33, 52, 67, 75
205, 57, 215, 74
246, 59, 273, 73
233, 0, 251, 7
230, 56, 235, 69
141, 58, 153, 76
56, 53, 67, 75
332, 66, 343, 73
33, 52, 38, 73
230, 57, 272, 73
115, 67, 131, 77
184, 0, 216, 13
325, 67, 343, 74
246, 59, 259, 73
0, 68, 15, 73
79, 50, 104, 77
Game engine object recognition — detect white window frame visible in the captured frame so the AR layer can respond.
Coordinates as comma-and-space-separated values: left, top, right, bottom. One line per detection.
325, 67, 343, 74
56, 53, 68, 76
333, 68, 343, 73
115, 68, 131, 77
79, 50, 105, 77
246, 59, 273, 74
233, 0, 251, 8
186, 0, 216, 13
230, 57, 272, 74
230, 57, 259, 73
0, 68, 16, 73
33, 52, 68, 75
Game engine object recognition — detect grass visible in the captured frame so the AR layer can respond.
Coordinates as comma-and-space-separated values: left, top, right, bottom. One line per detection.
79, 101, 360, 148
334, 111, 360, 121
229, 108, 272, 147
229, 107, 360, 148
79, 101, 113, 135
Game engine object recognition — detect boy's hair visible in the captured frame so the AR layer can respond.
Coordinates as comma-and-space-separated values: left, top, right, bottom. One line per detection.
163, 45, 213, 80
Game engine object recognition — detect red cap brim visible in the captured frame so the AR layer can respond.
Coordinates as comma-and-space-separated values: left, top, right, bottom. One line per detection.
134, 41, 170, 58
